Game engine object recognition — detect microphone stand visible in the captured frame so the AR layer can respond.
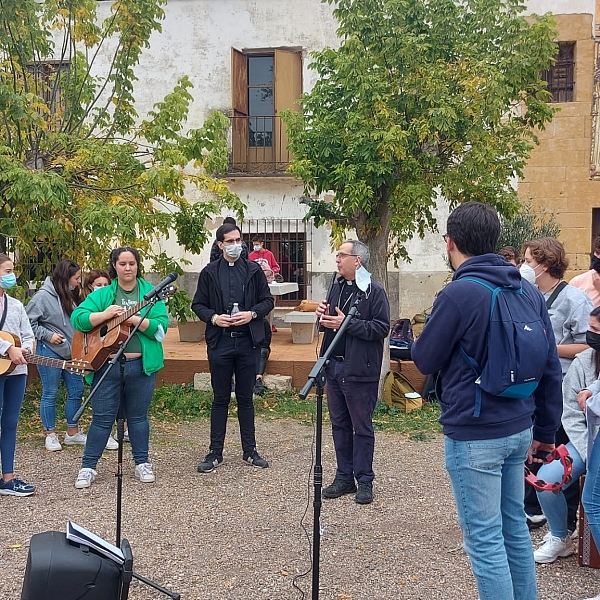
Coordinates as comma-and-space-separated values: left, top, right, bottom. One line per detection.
299, 291, 363, 600
73, 296, 180, 600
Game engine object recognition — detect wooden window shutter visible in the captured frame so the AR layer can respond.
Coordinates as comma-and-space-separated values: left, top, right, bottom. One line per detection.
231, 48, 248, 167
273, 50, 302, 167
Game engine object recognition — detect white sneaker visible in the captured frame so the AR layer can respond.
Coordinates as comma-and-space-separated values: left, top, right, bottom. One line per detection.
45, 432, 62, 452
583, 595, 600, 600
105, 435, 118, 450
75, 468, 97, 489
134, 462, 155, 483
534, 535, 574, 563
64, 431, 87, 446
543, 528, 578, 542
123, 429, 129, 443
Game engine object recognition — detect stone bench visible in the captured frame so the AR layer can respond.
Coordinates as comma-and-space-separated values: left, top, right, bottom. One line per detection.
193, 373, 292, 394
284, 311, 318, 344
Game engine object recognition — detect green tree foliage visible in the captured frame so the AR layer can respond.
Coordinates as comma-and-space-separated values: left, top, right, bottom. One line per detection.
0, 0, 242, 280
497, 203, 561, 258
283, 0, 557, 285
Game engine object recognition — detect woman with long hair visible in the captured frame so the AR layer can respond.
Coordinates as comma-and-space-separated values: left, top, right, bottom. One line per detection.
0, 254, 36, 496
26, 259, 88, 452
71, 247, 168, 488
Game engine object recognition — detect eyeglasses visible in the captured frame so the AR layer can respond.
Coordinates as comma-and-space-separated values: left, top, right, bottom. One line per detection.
336, 252, 358, 259
222, 237, 242, 245
443, 234, 449, 242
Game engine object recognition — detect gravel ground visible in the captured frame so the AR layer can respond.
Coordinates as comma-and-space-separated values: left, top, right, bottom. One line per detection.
2, 418, 599, 600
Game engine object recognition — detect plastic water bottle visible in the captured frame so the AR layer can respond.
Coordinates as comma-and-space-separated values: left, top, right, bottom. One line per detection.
230, 302, 240, 316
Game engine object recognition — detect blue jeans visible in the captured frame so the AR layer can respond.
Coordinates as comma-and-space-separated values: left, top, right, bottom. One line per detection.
536, 442, 585, 538
0, 375, 26, 474
82, 358, 156, 469
445, 428, 537, 600
325, 360, 378, 483
583, 434, 600, 548
37, 341, 84, 431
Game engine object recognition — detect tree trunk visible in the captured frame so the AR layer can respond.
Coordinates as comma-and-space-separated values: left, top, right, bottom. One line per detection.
360, 227, 389, 291
359, 224, 391, 401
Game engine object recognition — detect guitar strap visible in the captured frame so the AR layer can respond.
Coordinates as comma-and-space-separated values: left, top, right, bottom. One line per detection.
0, 294, 9, 331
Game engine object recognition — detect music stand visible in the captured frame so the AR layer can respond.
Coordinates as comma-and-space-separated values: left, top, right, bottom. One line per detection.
72, 296, 180, 600
298, 292, 363, 600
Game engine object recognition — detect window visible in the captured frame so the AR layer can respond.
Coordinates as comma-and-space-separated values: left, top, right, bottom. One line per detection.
541, 42, 575, 103
243, 218, 311, 303
248, 56, 274, 148
230, 48, 302, 174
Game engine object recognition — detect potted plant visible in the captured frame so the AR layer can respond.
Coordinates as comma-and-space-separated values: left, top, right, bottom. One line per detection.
166, 289, 206, 342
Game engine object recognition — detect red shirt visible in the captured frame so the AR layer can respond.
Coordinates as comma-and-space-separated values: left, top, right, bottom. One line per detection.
248, 248, 280, 273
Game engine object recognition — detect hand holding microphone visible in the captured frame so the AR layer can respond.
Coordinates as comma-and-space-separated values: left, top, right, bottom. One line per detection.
316, 300, 328, 322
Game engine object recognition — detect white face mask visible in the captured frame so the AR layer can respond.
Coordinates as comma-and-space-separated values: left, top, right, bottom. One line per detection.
519, 264, 536, 285
355, 265, 372, 292
224, 243, 243, 260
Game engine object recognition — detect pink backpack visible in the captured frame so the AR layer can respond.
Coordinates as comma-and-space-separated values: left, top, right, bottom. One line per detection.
254, 258, 274, 283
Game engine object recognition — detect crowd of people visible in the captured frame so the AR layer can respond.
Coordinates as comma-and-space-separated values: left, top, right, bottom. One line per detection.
3, 210, 600, 599
412, 205, 600, 600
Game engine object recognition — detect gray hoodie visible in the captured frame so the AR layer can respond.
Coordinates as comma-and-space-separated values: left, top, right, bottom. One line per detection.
562, 348, 597, 462
26, 277, 76, 360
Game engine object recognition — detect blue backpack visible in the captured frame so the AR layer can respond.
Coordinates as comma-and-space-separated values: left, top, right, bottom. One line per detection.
460, 277, 550, 417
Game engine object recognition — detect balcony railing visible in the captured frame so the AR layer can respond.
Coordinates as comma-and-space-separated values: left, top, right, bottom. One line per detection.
227, 115, 292, 176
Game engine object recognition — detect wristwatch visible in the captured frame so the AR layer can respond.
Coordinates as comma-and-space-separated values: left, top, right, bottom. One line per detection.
251, 311, 258, 319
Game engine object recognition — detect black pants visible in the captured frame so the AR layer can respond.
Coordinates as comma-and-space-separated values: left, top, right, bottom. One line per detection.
207, 335, 259, 455
524, 424, 579, 531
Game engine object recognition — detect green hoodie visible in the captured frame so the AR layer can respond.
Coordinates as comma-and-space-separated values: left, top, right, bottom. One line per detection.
71, 278, 169, 376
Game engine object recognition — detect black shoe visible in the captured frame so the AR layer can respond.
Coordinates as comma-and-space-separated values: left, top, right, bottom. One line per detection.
322, 478, 357, 499
254, 378, 266, 397
355, 481, 373, 504
197, 453, 223, 473
526, 513, 547, 529
243, 450, 269, 468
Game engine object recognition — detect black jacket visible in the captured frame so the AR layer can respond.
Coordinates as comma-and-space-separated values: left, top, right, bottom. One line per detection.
192, 258, 274, 349
320, 278, 390, 382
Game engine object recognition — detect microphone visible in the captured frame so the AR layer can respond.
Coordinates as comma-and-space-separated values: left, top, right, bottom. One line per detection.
143, 272, 178, 301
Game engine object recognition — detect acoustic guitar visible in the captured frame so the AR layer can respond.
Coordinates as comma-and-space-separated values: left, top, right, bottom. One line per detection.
0, 332, 93, 376
71, 283, 176, 371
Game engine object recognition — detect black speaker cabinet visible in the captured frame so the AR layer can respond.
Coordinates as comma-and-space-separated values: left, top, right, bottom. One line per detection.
21, 531, 122, 600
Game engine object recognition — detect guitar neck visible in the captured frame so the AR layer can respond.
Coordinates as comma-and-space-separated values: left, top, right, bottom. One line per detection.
104, 299, 149, 331
27, 354, 72, 370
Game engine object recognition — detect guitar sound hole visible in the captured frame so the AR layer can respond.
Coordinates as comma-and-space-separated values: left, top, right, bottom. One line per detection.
100, 326, 108, 337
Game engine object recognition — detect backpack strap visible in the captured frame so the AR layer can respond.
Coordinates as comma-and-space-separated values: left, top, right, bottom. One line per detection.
458, 277, 502, 417
545, 281, 567, 310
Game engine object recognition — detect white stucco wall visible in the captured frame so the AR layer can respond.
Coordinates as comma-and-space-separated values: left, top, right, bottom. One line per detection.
79, 1, 596, 317
525, 0, 594, 16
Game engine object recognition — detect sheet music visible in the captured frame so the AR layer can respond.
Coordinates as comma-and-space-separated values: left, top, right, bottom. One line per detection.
66, 521, 125, 564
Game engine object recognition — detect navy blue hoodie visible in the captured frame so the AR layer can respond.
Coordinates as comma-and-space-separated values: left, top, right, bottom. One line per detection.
411, 254, 562, 443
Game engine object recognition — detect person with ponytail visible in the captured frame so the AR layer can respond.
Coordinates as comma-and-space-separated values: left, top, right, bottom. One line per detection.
27, 260, 117, 452
0, 254, 36, 495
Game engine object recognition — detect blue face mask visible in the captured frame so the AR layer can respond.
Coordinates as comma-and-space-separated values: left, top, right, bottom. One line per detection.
355, 265, 372, 292
0, 273, 16, 289
225, 243, 243, 260
253, 245, 262, 251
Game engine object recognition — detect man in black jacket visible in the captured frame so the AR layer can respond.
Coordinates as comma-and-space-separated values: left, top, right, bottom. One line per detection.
316, 240, 390, 504
192, 222, 274, 472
